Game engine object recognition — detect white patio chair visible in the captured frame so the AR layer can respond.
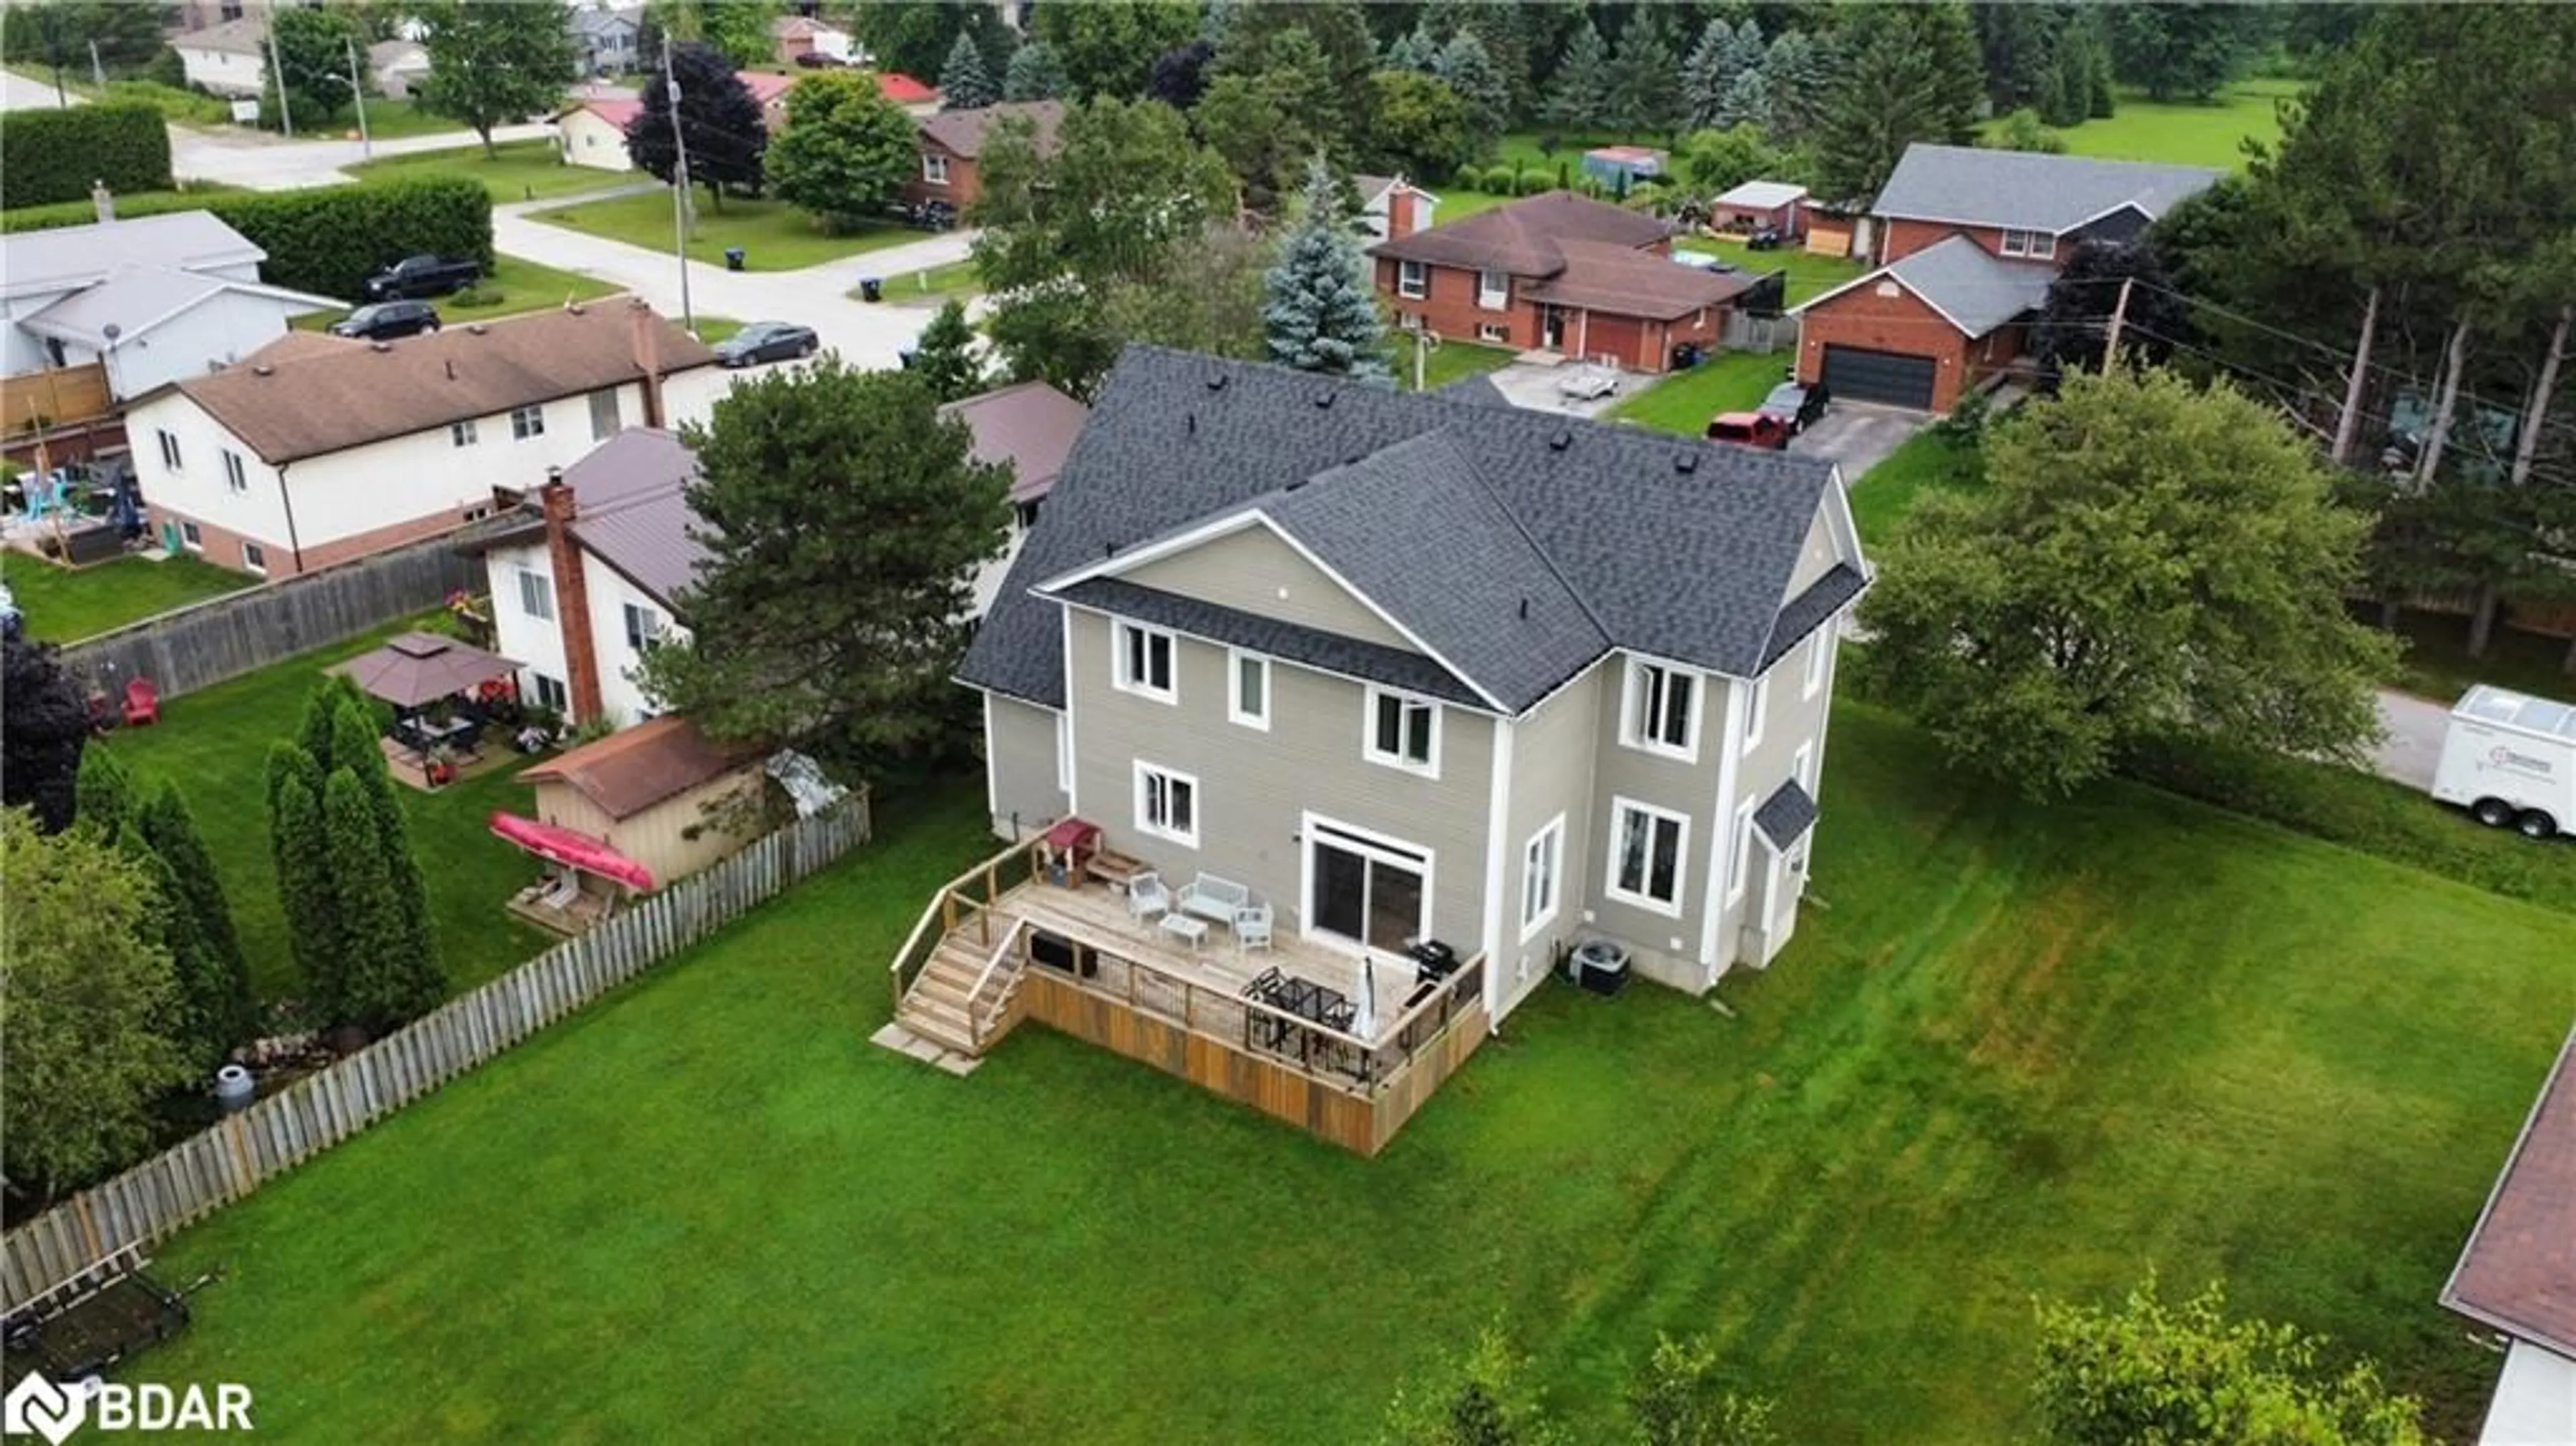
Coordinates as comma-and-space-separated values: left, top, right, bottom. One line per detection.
1234, 902, 1274, 955
1127, 871, 1171, 922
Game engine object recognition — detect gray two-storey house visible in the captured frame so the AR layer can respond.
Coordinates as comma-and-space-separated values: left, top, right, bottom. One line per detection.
893, 347, 1864, 1150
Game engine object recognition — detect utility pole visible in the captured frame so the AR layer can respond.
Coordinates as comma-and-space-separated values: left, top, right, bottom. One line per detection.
343, 34, 372, 160
662, 30, 695, 331
2101, 275, 2135, 369
87, 40, 104, 90
266, 19, 294, 137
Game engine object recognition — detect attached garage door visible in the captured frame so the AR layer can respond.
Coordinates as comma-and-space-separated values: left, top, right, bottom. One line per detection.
1820, 345, 1937, 410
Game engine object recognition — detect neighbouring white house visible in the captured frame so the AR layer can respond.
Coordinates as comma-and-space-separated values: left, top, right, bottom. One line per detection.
1352, 174, 1438, 243
2444, 1021, 2576, 1446
1, 211, 339, 403
771, 13, 855, 66
171, 16, 268, 98
368, 38, 432, 99
567, 3, 644, 78
555, 96, 641, 172
121, 299, 718, 580
475, 380, 1087, 727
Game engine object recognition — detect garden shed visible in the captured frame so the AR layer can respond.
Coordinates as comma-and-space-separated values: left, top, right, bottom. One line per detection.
1709, 180, 1809, 238
1580, 146, 1666, 191
496, 716, 763, 930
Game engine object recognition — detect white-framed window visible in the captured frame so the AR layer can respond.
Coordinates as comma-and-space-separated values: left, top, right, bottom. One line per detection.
179, 520, 202, 550
1742, 673, 1769, 754
1477, 322, 1509, 343
922, 153, 949, 185
1364, 687, 1439, 777
221, 449, 248, 494
588, 389, 620, 441
1520, 815, 1563, 941
1112, 620, 1175, 702
1477, 268, 1508, 309
241, 541, 266, 573
1608, 797, 1689, 917
1134, 760, 1197, 847
451, 419, 478, 447
1228, 649, 1270, 730
1999, 229, 2057, 260
156, 429, 182, 470
1727, 796, 1758, 905
1621, 659, 1698, 761
623, 602, 659, 651
1802, 631, 1828, 698
530, 672, 569, 714
517, 565, 554, 621
511, 404, 545, 440
1397, 260, 1427, 300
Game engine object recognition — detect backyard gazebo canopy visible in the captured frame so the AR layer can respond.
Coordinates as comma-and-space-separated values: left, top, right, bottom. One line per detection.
331, 632, 521, 708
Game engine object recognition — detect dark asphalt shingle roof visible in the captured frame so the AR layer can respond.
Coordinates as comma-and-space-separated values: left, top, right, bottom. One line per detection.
1754, 779, 1817, 849
1432, 373, 1511, 408
2443, 1023, 2576, 1358
959, 347, 1843, 713
1761, 564, 1868, 669
1883, 235, 2055, 336
1057, 577, 1483, 707
1872, 144, 2222, 234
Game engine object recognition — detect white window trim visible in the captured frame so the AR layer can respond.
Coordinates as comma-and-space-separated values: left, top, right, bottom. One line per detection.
451, 419, 478, 447
1727, 796, 1758, 905
623, 602, 659, 651
1300, 812, 1435, 955
1112, 620, 1177, 704
1133, 759, 1199, 848
1801, 632, 1827, 699
1396, 259, 1427, 300
2029, 230, 2057, 260
511, 404, 545, 440
517, 565, 554, 621
157, 429, 182, 471
2000, 229, 2029, 258
1227, 648, 1271, 731
1362, 685, 1441, 779
1606, 795, 1690, 919
221, 449, 248, 494
1620, 657, 1701, 763
922, 153, 949, 185
178, 521, 202, 551
1792, 741, 1815, 793
1476, 322, 1509, 343
240, 541, 266, 575
1477, 268, 1508, 310
1519, 814, 1563, 943
1741, 673, 1769, 755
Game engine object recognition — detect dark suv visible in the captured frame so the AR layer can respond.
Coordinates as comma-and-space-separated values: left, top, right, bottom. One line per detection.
329, 300, 441, 341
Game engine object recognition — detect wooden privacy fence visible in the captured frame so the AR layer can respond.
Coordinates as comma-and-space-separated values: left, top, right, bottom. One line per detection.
57, 520, 503, 701
1, 792, 873, 1315
1, 362, 112, 438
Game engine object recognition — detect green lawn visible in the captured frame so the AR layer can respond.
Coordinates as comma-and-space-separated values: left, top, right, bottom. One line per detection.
1676, 234, 1866, 307
690, 316, 746, 345
1985, 79, 2300, 170
132, 705, 2575, 1443
1608, 350, 1785, 433
298, 253, 621, 332
866, 258, 981, 305
1397, 337, 1514, 393
1847, 428, 1986, 545
342, 97, 470, 142
345, 137, 625, 205
530, 190, 918, 272
0, 551, 254, 642
86, 619, 549, 1008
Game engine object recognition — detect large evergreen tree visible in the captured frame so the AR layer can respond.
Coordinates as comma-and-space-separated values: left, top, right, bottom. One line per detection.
1815, 9, 1976, 202
329, 696, 441, 1022
321, 769, 418, 1035
266, 751, 342, 1023
1603, 10, 1682, 142
938, 31, 996, 111
633, 363, 1012, 778
1764, 29, 1834, 142
75, 743, 135, 840
1431, 31, 1511, 140
136, 780, 254, 1062
414, 0, 576, 157
1540, 17, 1610, 139
1196, 29, 1333, 205
1264, 159, 1390, 382
1002, 39, 1067, 101
626, 39, 767, 213
1, 635, 89, 834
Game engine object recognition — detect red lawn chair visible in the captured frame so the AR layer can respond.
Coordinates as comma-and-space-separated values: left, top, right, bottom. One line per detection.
122, 676, 160, 728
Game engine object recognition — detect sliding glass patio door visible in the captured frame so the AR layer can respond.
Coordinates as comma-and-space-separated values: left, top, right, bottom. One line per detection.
1305, 817, 1430, 954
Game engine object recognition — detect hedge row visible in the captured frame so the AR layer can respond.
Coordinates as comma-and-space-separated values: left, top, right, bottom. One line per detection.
0, 103, 170, 209
2, 176, 493, 302
2118, 730, 2576, 915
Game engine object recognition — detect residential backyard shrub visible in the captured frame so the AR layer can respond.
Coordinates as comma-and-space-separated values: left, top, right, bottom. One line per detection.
0, 177, 492, 300
0, 102, 170, 208
1515, 168, 1554, 195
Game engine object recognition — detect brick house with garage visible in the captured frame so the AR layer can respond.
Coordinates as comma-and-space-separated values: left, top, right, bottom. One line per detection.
1790, 145, 2220, 410
1370, 190, 1755, 374
904, 100, 1065, 211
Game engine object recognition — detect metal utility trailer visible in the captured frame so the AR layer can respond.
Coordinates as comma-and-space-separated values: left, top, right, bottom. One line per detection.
2430, 684, 2576, 840
2, 1249, 195, 1390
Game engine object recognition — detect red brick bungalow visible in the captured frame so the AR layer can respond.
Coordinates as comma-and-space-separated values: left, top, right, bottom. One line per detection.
903, 100, 1065, 211
1368, 191, 1754, 375
1790, 145, 2220, 410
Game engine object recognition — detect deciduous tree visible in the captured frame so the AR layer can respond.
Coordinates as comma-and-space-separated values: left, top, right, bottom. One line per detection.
625, 39, 766, 213
263, 5, 360, 131
938, 31, 995, 110
767, 70, 919, 231
1857, 369, 2397, 797
414, 0, 576, 158
1196, 28, 1333, 207
1031, 0, 1200, 101
2110, 4, 2249, 103
2, 635, 89, 833
1364, 69, 1475, 184
634, 362, 1011, 778
1147, 38, 1216, 109
906, 298, 983, 402
2031, 241, 2188, 380
1264, 158, 1389, 382
1679, 125, 1782, 197
1377, 1324, 1565, 1446
1628, 1334, 1780, 1446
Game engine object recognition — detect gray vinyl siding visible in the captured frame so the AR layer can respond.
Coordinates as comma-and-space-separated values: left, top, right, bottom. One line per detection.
1116, 526, 1415, 651
1065, 608, 1494, 950
1587, 661, 1723, 989
1783, 506, 1843, 596
986, 693, 1067, 840
1727, 628, 1839, 960
1498, 661, 1604, 1011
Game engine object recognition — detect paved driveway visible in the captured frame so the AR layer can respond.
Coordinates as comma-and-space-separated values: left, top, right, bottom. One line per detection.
173, 121, 558, 191
1790, 402, 1926, 478
2371, 689, 2452, 793
1483, 359, 1624, 419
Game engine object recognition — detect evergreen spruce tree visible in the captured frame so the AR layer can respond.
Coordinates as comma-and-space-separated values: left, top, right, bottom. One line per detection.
1263, 159, 1390, 382
1715, 64, 1770, 131
136, 781, 254, 1060
940, 32, 996, 111
1385, 23, 1439, 76
1682, 19, 1731, 130
1766, 30, 1833, 142
321, 769, 413, 1035
1542, 18, 1611, 137
119, 824, 231, 1075
74, 744, 134, 838
1432, 32, 1510, 137
267, 753, 343, 1023
909, 299, 985, 402
1605, 10, 1683, 142
1002, 39, 1067, 101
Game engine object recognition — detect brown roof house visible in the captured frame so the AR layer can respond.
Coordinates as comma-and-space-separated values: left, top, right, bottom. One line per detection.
1371, 190, 1756, 374
2444, 1021, 2576, 1445
472, 380, 1089, 729
502, 715, 766, 932
904, 100, 1065, 211
123, 298, 715, 579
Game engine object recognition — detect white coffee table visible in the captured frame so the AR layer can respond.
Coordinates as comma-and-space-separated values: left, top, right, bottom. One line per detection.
1158, 912, 1209, 952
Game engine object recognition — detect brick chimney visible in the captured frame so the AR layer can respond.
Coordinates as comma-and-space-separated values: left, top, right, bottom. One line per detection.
1385, 177, 1417, 241
627, 297, 663, 429
538, 467, 605, 724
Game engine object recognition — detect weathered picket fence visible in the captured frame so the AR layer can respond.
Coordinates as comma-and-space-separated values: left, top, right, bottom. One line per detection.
0, 792, 871, 1314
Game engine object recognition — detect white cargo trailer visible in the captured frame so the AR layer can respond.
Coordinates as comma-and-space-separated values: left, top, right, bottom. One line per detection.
2430, 685, 2576, 840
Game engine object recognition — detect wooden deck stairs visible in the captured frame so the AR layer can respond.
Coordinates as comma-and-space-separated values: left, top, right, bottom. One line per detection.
894, 932, 1009, 1054
881, 838, 1040, 1068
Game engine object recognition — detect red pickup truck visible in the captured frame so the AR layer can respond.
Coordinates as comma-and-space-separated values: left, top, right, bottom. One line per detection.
1705, 411, 1792, 450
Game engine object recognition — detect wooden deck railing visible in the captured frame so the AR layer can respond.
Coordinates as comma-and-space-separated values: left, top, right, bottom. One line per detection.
886, 836, 1040, 1007
965, 915, 1028, 1052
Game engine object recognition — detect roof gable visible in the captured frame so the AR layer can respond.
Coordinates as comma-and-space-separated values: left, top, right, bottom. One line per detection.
519, 714, 756, 820
915, 100, 1065, 160
1092, 516, 1421, 655
1, 212, 266, 300
21, 265, 337, 349
1792, 233, 2053, 338
1872, 144, 2222, 234
1368, 189, 1676, 278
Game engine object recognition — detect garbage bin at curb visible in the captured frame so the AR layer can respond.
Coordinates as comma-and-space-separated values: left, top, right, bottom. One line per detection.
859, 276, 883, 302
724, 247, 746, 272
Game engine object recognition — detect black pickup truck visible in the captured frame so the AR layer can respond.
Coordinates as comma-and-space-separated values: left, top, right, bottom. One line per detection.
363, 254, 482, 301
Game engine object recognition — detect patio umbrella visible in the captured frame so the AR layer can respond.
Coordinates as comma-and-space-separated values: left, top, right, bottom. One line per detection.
1353, 955, 1378, 1042
332, 632, 523, 709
